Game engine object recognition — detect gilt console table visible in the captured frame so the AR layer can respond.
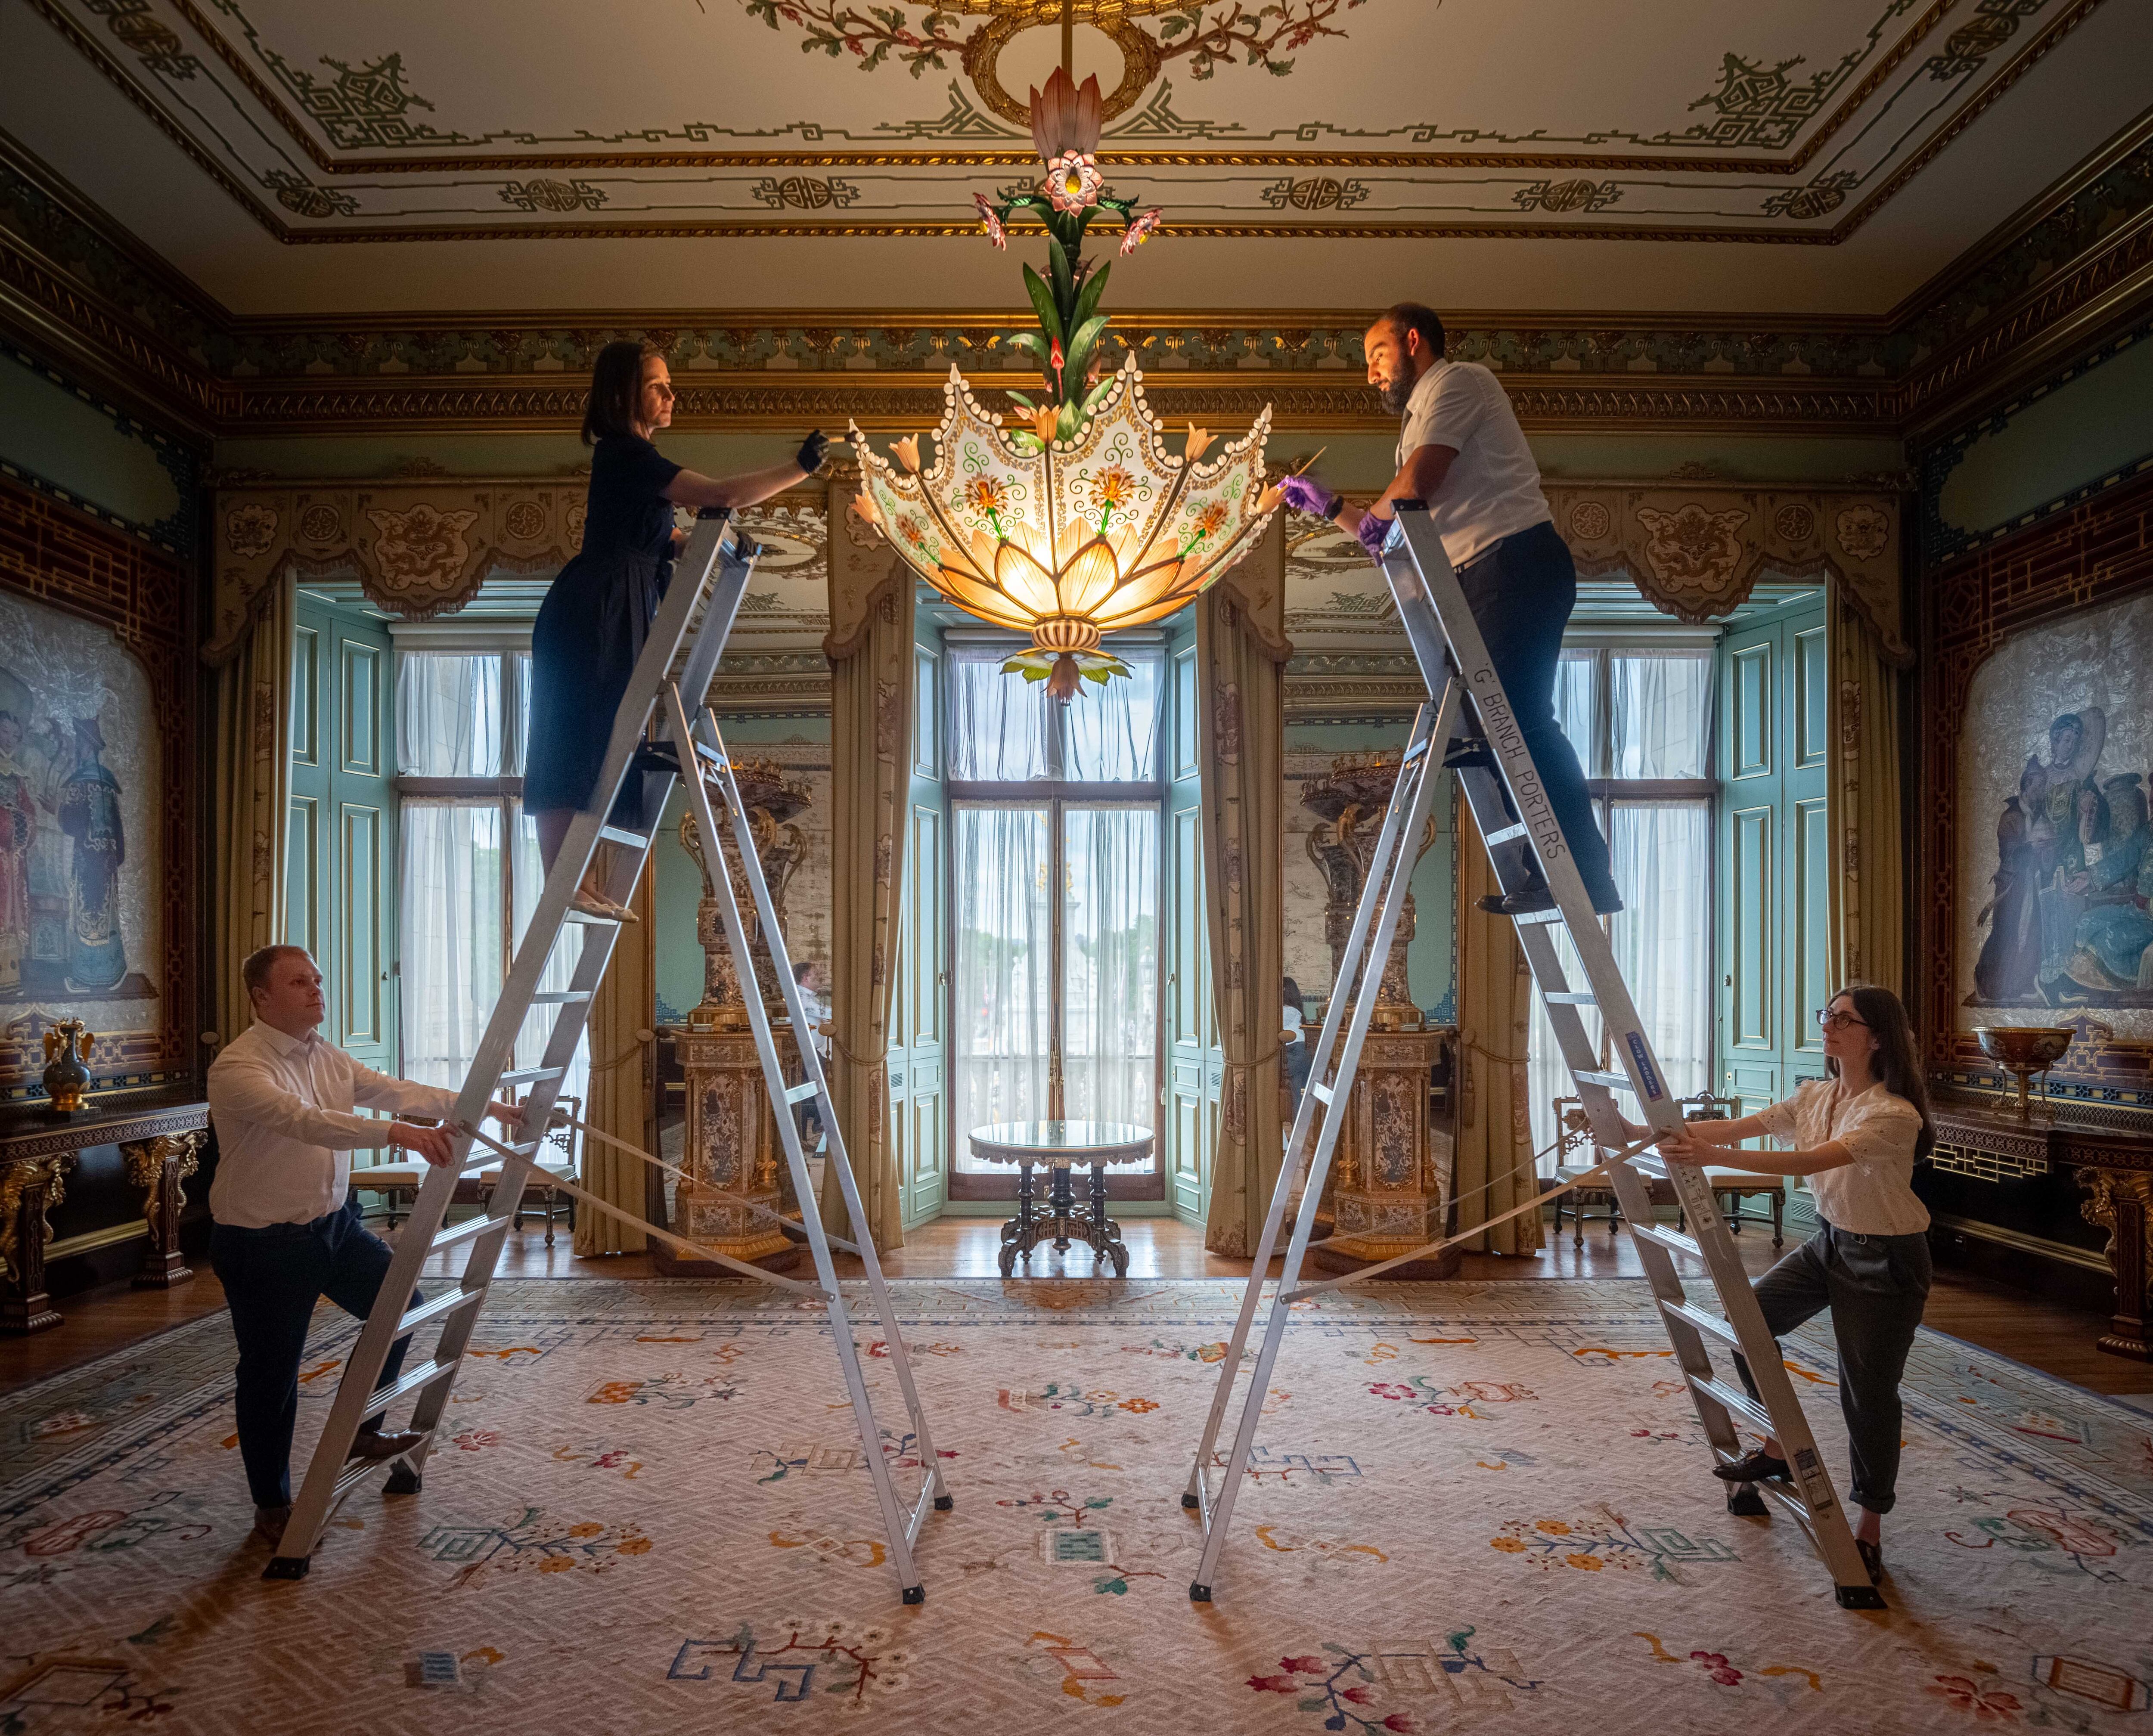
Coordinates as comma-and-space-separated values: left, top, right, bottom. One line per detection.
0, 1089, 209, 1333
1928, 1089, 2153, 1361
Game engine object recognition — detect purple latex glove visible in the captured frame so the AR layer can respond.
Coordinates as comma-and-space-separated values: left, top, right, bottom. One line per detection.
1275, 474, 1340, 519
1356, 510, 1393, 559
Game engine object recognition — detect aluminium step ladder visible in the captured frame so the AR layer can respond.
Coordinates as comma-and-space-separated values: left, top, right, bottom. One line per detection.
1178, 502, 1885, 1612
266, 510, 953, 1602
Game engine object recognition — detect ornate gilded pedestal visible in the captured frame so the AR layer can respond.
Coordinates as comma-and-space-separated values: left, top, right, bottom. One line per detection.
121, 1130, 205, 1288
1300, 751, 1457, 1278
656, 758, 813, 1277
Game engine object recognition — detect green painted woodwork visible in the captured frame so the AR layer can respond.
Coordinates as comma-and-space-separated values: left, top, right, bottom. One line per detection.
287, 597, 398, 1073
0, 351, 187, 542
893, 621, 948, 1230
1166, 618, 1219, 1228
1715, 595, 1827, 1125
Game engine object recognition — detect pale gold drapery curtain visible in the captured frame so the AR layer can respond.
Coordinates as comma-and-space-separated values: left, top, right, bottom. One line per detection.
210, 570, 295, 1045
1198, 527, 1290, 1258
1827, 586, 1906, 998
1451, 812, 1542, 1255
818, 487, 912, 1252
575, 861, 654, 1254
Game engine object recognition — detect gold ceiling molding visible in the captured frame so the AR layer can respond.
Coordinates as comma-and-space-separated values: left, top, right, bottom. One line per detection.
1545, 482, 1908, 657
205, 480, 587, 664
216, 372, 1894, 437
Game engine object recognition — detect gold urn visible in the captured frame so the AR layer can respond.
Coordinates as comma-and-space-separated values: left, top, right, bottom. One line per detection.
1971, 1025, 2074, 1119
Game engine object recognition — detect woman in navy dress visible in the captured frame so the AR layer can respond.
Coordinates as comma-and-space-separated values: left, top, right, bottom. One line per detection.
527, 341, 825, 918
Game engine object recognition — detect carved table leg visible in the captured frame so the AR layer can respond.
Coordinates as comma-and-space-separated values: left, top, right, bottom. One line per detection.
1086, 1162, 1129, 1277
1001, 1159, 1037, 1277
122, 1132, 205, 1290
1049, 1163, 1075, 1253
0, 1155, 74, 1333
2079, 1166, 2153, 1361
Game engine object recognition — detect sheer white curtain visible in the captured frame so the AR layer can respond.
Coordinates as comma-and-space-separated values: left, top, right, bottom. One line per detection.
1065, 657, 1161, 781
1062, 806, 1158, 1132
1554, 651, 1594, 761
1527, 921, 1597, 1166
953, 806, 1052, 1164
401, 799, 506, 1090
949, 653, 1049, 780
397, 652, 502, 776
1609, 803, 1711, 1106
1611, 651, 1711, 778
513, 806, 589, 1112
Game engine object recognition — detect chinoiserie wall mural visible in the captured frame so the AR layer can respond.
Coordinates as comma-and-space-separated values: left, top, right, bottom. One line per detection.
1958, 591, 2153, 1027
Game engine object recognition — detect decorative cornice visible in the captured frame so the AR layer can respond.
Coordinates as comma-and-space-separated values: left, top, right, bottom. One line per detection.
1, 106, 2150, 445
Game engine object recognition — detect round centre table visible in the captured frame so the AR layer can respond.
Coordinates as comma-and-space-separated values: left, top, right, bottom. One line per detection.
968, 1120, 1154, 1277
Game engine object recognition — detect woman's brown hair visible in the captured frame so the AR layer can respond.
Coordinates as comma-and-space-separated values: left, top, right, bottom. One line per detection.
1827, 982, 1934, 1161
580, 339, 657, 445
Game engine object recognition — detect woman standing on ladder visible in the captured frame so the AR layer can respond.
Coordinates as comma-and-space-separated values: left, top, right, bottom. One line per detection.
1639, 983, 1934, 1587
527, 340, 826, 919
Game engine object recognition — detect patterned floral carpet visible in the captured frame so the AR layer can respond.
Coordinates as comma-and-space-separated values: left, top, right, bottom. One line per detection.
3, 1275, 2150, 1734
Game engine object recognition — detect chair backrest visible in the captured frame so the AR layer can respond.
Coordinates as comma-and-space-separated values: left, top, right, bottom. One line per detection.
1678, 1089, 1739, 1123
514, 1088, 582, 1172
1550, 1096, 1594, 1165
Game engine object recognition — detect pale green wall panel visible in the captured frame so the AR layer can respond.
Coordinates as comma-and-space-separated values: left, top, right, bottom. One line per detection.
0, 351, 186, 535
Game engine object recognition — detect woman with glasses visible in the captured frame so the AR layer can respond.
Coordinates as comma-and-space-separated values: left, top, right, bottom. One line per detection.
525, 340, 827, 920
1625, 983, 1934, 1586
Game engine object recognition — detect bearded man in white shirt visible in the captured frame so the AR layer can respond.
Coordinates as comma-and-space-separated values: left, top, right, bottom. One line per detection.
207, 944, 521, 1544
1276, 303, 1622, 917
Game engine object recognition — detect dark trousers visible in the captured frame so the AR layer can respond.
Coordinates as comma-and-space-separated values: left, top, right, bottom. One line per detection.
1456, 520, 1619, 908
210, 1200, 421, 1510
1733, 1222, 1932, 1514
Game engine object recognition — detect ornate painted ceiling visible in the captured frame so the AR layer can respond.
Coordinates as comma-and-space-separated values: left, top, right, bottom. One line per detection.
13, 0, 2125, 243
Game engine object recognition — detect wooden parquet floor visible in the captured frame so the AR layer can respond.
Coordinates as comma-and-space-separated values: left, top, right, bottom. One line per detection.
4, 1214, 2146, 1398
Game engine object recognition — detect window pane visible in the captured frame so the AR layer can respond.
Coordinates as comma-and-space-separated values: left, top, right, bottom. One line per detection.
1607, 801, 1711, 1104
1610, 651, 1711, 780
949, 655, 1049, 781
1061, 806, 1157, 1150
400, 800, 506, 1091
1064, 652, 1161, 781
952, 806, 1052, 1164
1554, 651, 1595, 768
397, 653, 503, 777
512, 804, 590, 1114
510, 652, 531, 777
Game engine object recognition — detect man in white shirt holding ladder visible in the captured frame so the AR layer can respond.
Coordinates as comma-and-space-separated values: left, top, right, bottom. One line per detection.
208, 944, 521, 1545
1277, 302, 1622, 918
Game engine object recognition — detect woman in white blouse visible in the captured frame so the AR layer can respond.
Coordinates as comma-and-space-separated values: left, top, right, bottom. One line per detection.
1644, 983, 1935, 1587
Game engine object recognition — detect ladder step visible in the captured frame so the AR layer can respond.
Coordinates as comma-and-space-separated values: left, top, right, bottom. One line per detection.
1658, 1297, 1739, 1347
530, 990, 593, 1005
1545, 991, 1598, 1005
1308, 1081, 1333, 1105
371, 1357, 459, 1411
1685, 1371, 1772, 1432
563, 907, 621, 927
432, 1213, 517, 1252
1574, 1070, 1633, 1091
597, 825, 648, 847
1483, 823, 1528, 846
399, 1286, 488, 1335
1626, 1153, 1671, 1179
783, 1080, 821, 1104
1512, 906, 1567, 926
498, 1066, 566, 1087
1629, 1223, 1704, 1260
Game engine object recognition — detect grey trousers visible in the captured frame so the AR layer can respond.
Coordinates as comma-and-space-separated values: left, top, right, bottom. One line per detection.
1732, 1222, 1931, 1515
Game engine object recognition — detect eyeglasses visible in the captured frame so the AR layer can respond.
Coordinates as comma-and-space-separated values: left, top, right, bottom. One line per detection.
1815, 1008, 1871, 1032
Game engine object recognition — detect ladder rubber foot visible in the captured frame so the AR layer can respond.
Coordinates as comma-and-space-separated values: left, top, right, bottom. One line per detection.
934, 1494, 954, 1512
262, 1554, 311, 1581
385, 1466, 422, 1496
1834, 1584, 1888, 1611
1188, 1583, 1212, 1603
901, 1584, 925, 1606
1725, 1484, 1768, 1518
1181, 1491, 1201, 1510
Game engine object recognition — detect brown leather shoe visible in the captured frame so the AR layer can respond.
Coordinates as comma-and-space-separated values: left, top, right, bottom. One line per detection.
348, 1427, 425, 1463
253, 1504, 291, 1546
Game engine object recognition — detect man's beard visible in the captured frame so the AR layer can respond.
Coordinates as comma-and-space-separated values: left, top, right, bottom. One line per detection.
1377, 370, 1414, 416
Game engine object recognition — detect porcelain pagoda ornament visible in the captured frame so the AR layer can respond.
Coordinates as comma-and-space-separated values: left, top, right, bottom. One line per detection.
848, 66, 1278, 701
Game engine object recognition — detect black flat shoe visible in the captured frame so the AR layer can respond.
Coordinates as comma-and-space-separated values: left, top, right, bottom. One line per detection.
1711, 1446, 1791, 1485
1855, 1538, 1884, 1584
1476, 885, 1626, 918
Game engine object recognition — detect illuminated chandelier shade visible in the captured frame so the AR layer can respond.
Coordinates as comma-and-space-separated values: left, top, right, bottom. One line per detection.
846, 65, 1277, 700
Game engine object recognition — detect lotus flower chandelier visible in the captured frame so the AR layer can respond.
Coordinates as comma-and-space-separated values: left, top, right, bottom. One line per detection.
848, 66, 1278, 700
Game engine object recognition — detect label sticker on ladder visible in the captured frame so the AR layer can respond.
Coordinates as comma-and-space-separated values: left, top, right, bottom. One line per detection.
1625, 1033, 1664, 1101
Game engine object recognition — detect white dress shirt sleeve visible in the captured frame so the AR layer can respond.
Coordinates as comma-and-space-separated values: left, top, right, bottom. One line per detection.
209, 1047, 403, 1151
351, 1063, 459, 1123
